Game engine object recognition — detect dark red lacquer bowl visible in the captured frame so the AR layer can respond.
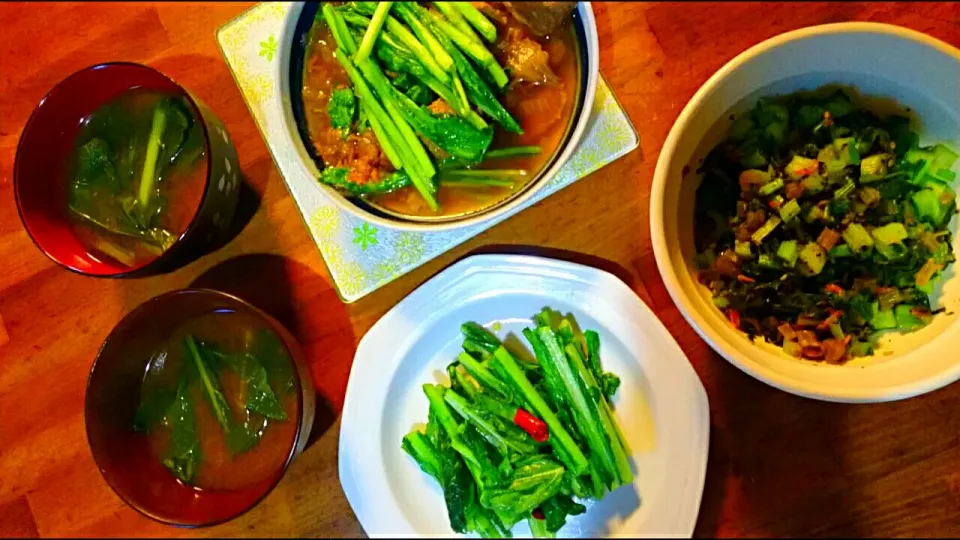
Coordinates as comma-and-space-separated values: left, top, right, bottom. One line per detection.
14, 62, 241, 277
84, 289, 316, 527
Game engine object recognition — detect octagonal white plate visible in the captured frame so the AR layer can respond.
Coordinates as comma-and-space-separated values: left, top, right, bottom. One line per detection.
338, 254, 709, 537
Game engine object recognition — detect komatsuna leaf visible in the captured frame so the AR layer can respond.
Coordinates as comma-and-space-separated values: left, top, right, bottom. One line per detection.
437, 424, 472, 534
541, 493, 586, 534
185, 335, 264, 454
161, 360, 201, 484
328, 87, 357, 131
389, 87, 493, 164
250, 330, 296, 397
74, 138, 118, 190
218, 350, 287, 420
133, 386, 176, 433
188, 337, 272, 454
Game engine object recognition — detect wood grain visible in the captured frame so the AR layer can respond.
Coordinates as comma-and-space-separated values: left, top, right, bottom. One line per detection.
1, 1, 959, 537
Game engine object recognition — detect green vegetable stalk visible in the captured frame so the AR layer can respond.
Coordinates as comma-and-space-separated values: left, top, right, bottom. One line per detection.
536, 327, 620, 486
424, 7, 509, 89
432, 1, 485, 46
492, 347, 589, 475
185, 335, 233, 433
452, 1, 497, 43
444, 389, 538, 456
402, 430, 442, 480
160, 361, 200, 484
353, 1, 392, 64
423, 383, 478, 465
137, 104, 167, 207
387, 2, 455, 74
324, 5, 439, 209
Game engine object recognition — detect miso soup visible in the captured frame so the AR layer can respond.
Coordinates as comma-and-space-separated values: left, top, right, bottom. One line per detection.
133, 311, 299, 490
67, 89, 207, 268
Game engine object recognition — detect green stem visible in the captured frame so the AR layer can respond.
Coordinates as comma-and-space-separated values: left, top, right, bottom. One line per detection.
138, 105, 166, 207
444, 389, 535, 456
453, 1, 497, 43
402, 431, 442, 481
492, 346, 589, 474
442, 168, 528, 178
537, 327, 620, 484
528, 515, 552, 538
352, 3, 450, 83
323, 4, 357, 55
361, 101, 402, 170
353, 56, 436, 178
370, 23, 485, 129
457, 351, 510, 397
333, 48, 438, 209
485, 146, 542, 159
441, 178, 514, 188
391, 2, 454, 74
425, 8, 508, 89
185, 335, 231, 432
423, 384, 477, 464
432, 1, 484, 46
353, 1, 392, 64
565, 343, 633, 486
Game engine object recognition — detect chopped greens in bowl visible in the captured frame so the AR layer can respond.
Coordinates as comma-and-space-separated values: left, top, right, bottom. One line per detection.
694, 87, 958, 364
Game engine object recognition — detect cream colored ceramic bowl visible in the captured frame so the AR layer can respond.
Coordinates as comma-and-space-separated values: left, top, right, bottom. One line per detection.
276, 2, 599, 232
651, 23, 960, 403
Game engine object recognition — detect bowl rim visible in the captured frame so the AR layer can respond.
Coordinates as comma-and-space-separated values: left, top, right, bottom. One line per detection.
276, 1, 600, 232
650, 22, 960, 403
83, 287, 309, 528
13, 61, 217, 279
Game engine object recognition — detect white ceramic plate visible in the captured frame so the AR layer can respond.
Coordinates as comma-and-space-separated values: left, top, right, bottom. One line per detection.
339, 254, 709, 537
651, 23, 960, 402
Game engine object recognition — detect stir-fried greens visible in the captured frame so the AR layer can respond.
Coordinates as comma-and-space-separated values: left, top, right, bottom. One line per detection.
694, 88, 958, 363
403, 310, 631, 538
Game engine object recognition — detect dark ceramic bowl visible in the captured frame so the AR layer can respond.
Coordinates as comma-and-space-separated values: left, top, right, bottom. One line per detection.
14, 62, 241, 277
84, 289, 316, 527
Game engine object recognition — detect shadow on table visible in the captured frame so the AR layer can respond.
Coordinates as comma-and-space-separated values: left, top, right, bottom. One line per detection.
190, 253, 355, 448
144, 174, 261, 275
692, 357, 859, 537
465, 244, 641, 291
212, 175, 261, 251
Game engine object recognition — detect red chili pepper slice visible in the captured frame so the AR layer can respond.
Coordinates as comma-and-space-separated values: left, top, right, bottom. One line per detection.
824, 283, 844, 295
726, 308, 741, 330
513, 408, 549, 443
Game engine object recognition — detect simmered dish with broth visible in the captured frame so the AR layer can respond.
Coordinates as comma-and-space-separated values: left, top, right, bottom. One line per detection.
694, 87, 958, 363
301, 2, 580, 219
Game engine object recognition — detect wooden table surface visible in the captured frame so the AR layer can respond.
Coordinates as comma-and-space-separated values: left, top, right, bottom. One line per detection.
2, 2, 960, 538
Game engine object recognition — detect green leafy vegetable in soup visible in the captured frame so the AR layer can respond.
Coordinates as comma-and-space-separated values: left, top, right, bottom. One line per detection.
403, 308, 631, 538
694, 87, 959, 363
134, 314, 298, 490
67, 90, 207, 268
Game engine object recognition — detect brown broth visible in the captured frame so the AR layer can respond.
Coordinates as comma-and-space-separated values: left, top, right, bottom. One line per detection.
140, 311, 298, 491
67, 89, 207, 268
301, 11, 580, 219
